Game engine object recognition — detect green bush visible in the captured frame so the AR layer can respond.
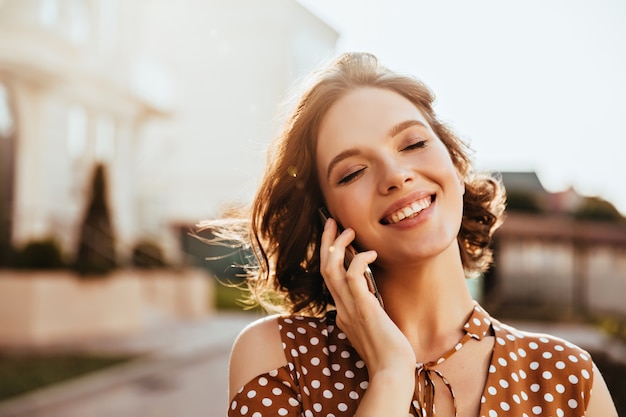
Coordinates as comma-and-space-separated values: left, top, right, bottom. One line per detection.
14, 239, 66, 269
131, 241, 166, 268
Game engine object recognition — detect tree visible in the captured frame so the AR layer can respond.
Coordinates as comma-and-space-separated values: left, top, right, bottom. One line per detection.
73, 163, 117, 276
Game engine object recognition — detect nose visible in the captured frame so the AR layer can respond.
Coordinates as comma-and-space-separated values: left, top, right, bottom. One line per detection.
378, 157, 414, 194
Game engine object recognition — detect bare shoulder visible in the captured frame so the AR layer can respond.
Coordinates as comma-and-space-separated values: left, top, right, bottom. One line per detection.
228, 315, 286, 400
585, 362, 618, 417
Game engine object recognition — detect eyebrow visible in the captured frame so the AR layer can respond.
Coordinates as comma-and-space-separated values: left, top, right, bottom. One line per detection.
325, 119, 428, 180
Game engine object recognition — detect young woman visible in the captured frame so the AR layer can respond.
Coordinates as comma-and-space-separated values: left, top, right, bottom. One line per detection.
225, 52, 617, 416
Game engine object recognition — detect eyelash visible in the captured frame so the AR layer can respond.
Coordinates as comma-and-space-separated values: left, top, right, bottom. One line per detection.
338, 167, 365, 185
336, 139, 427, 185
402, 139, 427, 151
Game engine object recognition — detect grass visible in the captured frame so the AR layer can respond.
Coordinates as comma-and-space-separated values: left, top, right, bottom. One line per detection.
0, 354, 132, 401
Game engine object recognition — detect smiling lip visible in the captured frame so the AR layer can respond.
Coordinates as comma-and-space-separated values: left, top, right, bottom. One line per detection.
381, 195, 435, 225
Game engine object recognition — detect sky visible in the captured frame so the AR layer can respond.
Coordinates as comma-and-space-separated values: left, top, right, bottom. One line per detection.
298, 0, 626, 215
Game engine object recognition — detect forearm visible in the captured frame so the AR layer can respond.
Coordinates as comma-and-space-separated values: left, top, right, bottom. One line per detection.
354, 368, 415, 417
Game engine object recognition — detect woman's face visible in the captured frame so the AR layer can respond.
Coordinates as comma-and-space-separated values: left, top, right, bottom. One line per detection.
315, 87, 465, 268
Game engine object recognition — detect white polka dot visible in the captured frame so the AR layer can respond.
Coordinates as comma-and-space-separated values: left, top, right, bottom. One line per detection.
539, 337, 549, 343
311, 357, 320, 366
331, 363, 341, 371
554, 344, 564, 351
338, 403, 348, 412
313, 403, 322, 412
488, 386, 497, 395
555, 383, 565, 393
542, 352, 552, 359
568, 399, 578, 409
297, 326, 306, 334
272, 387, 282, 395
499, 379, 509, 389
581, 369, 590, 379
513, 394, 521, 404
288, 398, 299, 406
323, 390, 333, 399
305, 411, 313, 417
247, 390, 257, 398
506, 334, 517, 341
329, 345, 337, 352
322, 367, 331, 376
556, 409, 564, 417
530, 361, 539, 370
519, 370, 527, 379
542, 371, 552, 380
521, 391, 529, 401
509, 352, 518, 361
269, 369, 278, 377
580, 353, 589, 361
299, 345, 308, 354
239, 404, 249, 415
349, 391, 359, 399
489, 410, 498, 417
531, 383, 540, 392
568, 355, 579, 363
345, 370, 355, 378
258, 377, 268, 386
501, 402, 510, 411
532, 405, 542, 415
498, 358, 508, 367
291, 349, 298, 357
231, 401, 237, 410
544, 393, 554, 402
511, 372, 519, 382
311, 380, 321, 389
569, 375, 579, 384
555, 361, 565, 369
278, 408, 288, 416
286, 331, 295, 339
355, 360, 365, 368
262, 398, 272, 407
360, 381, 369, 389
252, 412, 262, 417
335, 382, 344, 390
497, 337, 506, 346
473, 318, 482, 326
529, 342, 539, 350
489, 365, 497, 373
340, 350, 350, 358
310, 337, 319, 345
518, 348, 527, 358
337, 332, 347, 339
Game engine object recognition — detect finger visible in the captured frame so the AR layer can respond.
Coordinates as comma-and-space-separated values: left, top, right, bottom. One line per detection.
320, 223, 357, 307
344, 250, 380, 305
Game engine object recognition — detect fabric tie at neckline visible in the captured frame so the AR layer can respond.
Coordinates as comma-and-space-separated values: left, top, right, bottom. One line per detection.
411, 303, 492, 417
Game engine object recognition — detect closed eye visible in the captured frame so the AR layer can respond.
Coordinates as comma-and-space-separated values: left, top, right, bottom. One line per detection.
338, 167, 366, 185
402, 139, 427, 151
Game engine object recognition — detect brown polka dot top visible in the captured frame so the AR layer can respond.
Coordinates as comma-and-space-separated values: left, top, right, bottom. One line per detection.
229, 303, 594, 417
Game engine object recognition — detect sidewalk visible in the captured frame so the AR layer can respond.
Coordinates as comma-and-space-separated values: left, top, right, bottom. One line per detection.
0, 311, 260, 417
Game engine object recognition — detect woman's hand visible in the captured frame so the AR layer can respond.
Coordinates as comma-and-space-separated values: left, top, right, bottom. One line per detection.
320, 218, 416, 415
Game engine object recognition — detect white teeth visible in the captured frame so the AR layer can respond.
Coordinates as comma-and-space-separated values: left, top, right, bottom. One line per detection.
386, 197, 432, 224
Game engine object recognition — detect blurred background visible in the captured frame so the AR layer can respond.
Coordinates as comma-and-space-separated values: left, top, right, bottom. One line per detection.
0, 0, 625, 416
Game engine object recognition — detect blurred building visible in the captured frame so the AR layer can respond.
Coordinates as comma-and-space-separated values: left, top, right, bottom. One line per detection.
0, 0, 338, 264
0, 0, 168, 263
487, 172, 626, 318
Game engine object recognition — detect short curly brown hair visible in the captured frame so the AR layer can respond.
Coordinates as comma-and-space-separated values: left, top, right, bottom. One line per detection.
221, 52, 505, 316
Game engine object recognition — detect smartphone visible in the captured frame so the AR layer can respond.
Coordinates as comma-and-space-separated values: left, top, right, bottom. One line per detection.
318, 206, 384, 308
